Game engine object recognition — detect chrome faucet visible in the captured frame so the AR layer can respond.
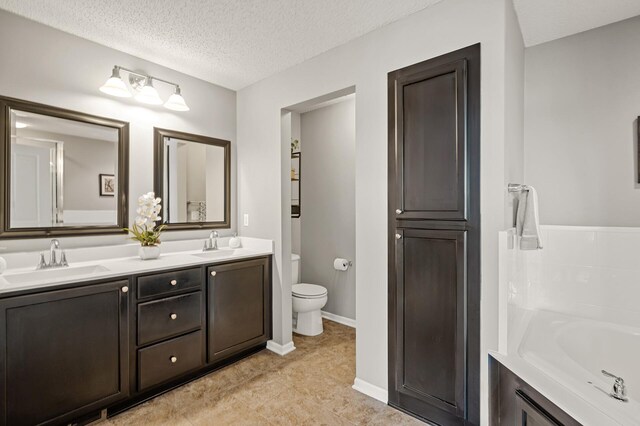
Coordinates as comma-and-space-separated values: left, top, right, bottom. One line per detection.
203, 231, 219, 251
602, 370, 628, 402
36, 239, 69, 270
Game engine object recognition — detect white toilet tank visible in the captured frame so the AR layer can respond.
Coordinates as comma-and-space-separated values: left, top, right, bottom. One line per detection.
291, 253, 301, 284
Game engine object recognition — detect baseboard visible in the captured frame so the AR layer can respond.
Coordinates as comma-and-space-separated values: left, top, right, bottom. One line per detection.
266, 340, 296, 356
352, 378, 388, 403
321, 311, 356, 328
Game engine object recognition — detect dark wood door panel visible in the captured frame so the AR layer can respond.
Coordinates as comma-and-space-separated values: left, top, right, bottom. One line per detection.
208, 257, 271, 363
396, 229, 466, 415
0, 281, 129, 426
393, 59, 467, 221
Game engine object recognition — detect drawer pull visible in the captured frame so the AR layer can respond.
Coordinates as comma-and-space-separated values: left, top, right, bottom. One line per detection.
395, 233, 402, 240
170, 313, 177, 320
170, 356, 178, 363
210, 271, 217, 277
396, 209, 403, 214
121, 286, 129, 293
170, 279, 177, 286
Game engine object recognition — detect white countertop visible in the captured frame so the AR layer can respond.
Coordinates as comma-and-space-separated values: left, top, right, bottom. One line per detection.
0, 236, 274, 296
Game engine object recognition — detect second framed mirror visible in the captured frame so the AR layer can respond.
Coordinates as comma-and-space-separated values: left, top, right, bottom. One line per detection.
153, 128, 230, 230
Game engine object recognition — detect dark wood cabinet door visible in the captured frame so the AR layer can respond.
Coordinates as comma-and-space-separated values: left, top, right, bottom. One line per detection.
393, 229, 466, 423
388, 44, 480, 425
0, 280, 130, 426
208, 257, 271, 363
515, 392, 561, 426
391, 56, 467, 221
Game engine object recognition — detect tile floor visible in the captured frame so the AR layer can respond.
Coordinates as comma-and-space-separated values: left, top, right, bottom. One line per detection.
106, 320, 423, 425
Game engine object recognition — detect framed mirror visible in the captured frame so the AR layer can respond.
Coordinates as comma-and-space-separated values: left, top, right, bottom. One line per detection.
153, 128, 230, 230
0, 96, 129, 238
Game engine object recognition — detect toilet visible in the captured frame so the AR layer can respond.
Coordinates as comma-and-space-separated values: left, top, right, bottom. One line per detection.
291, 253, 328, 336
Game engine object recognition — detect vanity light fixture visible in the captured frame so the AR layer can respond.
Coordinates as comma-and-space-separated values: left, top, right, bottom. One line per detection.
164, 87, 190, 111
99, 66, 132, 98
99, 66, 190, 112
135, 79, 163, 105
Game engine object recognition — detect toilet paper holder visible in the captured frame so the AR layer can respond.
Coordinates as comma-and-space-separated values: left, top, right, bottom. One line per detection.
333, 258, 353, 271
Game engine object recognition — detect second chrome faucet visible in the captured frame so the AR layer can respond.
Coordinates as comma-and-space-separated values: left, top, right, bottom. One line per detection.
36, 239, 69, 270
203, 231, 219, 251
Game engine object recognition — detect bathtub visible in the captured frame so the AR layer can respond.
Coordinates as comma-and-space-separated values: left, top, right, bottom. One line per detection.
517, 310, 640, 425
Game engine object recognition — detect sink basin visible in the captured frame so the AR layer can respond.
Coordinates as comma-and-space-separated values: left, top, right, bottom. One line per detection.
191, 249, 242, 259
3, 265, 110, 285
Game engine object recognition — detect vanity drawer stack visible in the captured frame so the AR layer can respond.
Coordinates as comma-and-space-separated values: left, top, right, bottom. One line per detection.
135, 267, 206, 391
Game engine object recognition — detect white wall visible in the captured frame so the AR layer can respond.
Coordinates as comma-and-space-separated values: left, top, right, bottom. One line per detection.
504, 0, 526, 228
237, 1, 522, 422
524, 15, 640, 226
0, 10, 236, 251
300, 97, 356, 320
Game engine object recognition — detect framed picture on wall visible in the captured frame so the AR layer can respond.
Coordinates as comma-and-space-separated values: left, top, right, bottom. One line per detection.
99, 174, 115, 197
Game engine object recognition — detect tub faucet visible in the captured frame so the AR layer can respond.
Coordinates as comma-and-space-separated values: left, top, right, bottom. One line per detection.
36, 239, 69, 270
203, 231, 219, 251
602, 370, 628, 402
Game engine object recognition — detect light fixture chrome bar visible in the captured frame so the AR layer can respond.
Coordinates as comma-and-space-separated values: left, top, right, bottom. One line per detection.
508, 183, 529, 193
115, 66, 180, 90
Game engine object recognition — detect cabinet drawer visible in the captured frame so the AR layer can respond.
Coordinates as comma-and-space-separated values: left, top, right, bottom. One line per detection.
137, 268, 201, 299
138, 292, 202, 346
138, 331, 204, 391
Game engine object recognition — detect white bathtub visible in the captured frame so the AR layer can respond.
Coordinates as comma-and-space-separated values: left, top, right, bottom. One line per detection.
518, 310, 640, 425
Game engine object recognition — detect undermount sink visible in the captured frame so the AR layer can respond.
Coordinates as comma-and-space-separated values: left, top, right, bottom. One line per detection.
191, 249, 242, 259
3, 265, 110, 285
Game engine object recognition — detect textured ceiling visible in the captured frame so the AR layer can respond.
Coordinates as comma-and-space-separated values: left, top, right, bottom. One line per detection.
0, 0, 443, 90
514, 0, 640, 46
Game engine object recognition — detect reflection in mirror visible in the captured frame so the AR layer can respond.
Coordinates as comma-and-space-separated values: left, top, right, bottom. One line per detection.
163, 137, 225, 222
154, 128, 230, 230
9, 110, 119, 228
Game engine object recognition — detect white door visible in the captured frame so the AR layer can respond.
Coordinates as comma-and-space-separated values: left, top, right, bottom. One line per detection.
11, 143, 53, 227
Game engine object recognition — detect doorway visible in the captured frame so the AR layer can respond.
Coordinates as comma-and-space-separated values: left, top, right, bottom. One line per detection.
281, 87, 356, 342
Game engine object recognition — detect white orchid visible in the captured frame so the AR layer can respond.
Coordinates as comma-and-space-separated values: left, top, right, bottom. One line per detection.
125, 192, 167, 246
135, 192, 163, 227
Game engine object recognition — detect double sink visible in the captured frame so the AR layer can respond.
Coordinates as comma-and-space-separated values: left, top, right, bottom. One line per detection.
1, 248, 245, 287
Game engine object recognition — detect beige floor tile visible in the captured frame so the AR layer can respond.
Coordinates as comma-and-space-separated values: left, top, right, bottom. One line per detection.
106, 320, 422, 425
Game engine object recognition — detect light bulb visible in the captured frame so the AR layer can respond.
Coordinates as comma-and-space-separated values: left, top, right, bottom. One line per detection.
164, 87, 190, 111
99, 67, 131, 98
135, 79, 163, 105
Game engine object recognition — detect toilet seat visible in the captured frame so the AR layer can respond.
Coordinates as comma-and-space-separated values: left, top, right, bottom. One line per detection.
292, 283, 327, 299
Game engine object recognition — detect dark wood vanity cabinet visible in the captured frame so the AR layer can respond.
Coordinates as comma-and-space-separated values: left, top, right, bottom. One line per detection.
0, 255, 272, 425
490, 356, 581, 426
0, 280, 130, 426
207, 257, 271, 363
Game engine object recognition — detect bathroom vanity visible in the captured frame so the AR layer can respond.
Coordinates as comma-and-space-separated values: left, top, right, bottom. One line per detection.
0, 247, 272, 426
489, 356, 581, 426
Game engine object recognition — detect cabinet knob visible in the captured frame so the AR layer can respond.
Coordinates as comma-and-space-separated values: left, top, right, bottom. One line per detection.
170, 313, 177, 320
170, 279, 177, 286
395, 233, 402, 240
170, 356, 177, 363
395, 209, 402, 214
210, 271, 217, 277
121, 286, 129, 293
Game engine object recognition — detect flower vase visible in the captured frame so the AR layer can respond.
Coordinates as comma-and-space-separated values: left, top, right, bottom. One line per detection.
139, 245, 161, 260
